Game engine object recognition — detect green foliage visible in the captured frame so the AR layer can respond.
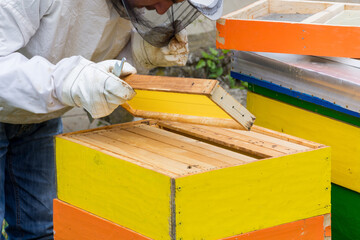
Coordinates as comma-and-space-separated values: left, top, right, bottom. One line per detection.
228, 75, 248, 90
195, 47, 248, 89
2, 220, 8, 240
196, 47, 228, 80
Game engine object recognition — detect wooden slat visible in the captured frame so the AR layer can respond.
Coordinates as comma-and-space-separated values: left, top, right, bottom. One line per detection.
325, 9, 360, 26
123, 74, 218, 94
345, 4, 360, 10
57, 134, 180, 175
210, 85, 256, 130
99, 129, 224, 169
158, 121, 282, 158
136, 124, 257, 163
269, 0, 332, 14
225, 128, 310, 151
198, 125, 301, 154
127, 125, 254, 165
60, 120, 157, 137
251, 125, 322, 148
221, 0, 269, 19
68, 133, 192, 176
302, 3, 344, 24
123, 104, 246, 130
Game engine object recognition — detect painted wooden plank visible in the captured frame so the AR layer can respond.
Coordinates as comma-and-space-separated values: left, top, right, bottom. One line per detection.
332, 183, 360, 240
247, 92, 360, 193
217, 0, 360, 57
56, 137, 173, 240
217, 18, 360, 58
54, 198, 330, 240
175, 147, 331, 240
53, 199, 150, 240
223, 214, 330, 240
243, 79, 360, 126
127, 90, 231, 119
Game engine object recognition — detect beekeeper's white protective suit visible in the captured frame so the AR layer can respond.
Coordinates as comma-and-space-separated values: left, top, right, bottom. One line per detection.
0, 0, 190, 124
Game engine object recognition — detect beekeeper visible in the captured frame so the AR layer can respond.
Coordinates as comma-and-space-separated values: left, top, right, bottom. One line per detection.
0, 0, 223, 239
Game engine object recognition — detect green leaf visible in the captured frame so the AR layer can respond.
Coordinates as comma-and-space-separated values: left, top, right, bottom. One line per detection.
218, 55, 224, 60
207, 60, 216, 70
209, 47, 219, 56
241, 80, 249, 88
215, 67, 223, 76
209, 73, 218, 79
222, 49, 230, 54
201, 51, 214, 60
195, 59, 206, 69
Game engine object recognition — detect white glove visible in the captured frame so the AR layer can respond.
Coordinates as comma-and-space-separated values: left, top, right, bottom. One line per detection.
132, 29, 189, 70
60, 57, 137, 118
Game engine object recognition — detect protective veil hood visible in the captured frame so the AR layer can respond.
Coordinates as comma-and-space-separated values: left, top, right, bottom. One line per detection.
112, 0, 223, 47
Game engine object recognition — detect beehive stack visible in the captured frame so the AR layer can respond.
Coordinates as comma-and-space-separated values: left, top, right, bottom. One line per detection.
54, 120, 330, 240
216, 0, 360, 238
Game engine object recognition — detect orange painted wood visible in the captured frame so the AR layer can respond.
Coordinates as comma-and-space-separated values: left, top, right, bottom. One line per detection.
53, 199, 150, 240
54, 199, 330, 240
216, 19, 360, 58
223, 215, 327, 240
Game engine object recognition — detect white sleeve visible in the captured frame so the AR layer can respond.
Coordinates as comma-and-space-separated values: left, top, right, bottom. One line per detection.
0, 53, 82, 114
0, 0, 81, 115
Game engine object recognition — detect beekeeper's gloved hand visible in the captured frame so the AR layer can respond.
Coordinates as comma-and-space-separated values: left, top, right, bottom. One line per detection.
59, 57, 136, 118
132, 28, 189, 70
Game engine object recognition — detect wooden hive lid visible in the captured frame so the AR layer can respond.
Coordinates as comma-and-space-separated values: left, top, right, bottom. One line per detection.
122, 75, 256, 130
58, 120, 324, 178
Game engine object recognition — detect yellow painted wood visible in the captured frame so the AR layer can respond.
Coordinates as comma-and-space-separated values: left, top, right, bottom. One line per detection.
127, 90, 232, 119
175, 147, 331, 240
56, 137, 172, 240
247, 92, 360, 193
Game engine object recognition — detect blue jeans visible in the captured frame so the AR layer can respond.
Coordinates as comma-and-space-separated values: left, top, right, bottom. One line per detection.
0, 118, 62, 240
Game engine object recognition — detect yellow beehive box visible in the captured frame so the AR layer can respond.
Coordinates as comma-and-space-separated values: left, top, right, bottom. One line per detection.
56, 120, 330, 240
